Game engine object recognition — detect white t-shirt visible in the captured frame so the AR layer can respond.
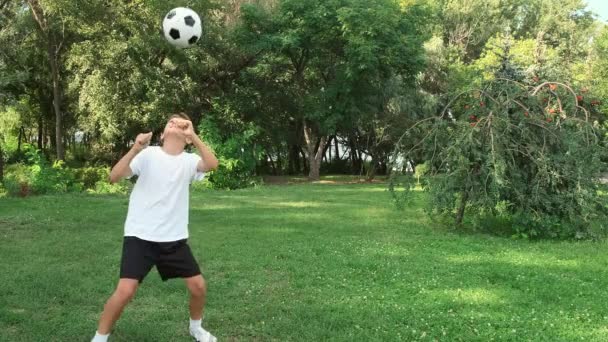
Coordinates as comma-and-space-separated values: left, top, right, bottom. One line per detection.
124, 146, 204, 242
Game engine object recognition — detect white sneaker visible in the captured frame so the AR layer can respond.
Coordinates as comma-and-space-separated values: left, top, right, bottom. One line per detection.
189, 326, 217, 342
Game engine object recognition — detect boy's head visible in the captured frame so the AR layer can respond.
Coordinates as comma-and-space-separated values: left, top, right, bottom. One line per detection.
161, 112, 192, 147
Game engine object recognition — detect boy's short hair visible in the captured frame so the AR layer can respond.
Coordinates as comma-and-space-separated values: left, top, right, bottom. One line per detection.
168, 112, 191, 122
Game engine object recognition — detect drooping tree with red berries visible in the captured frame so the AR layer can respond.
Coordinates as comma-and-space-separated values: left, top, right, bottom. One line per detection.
390, 75, 606, 238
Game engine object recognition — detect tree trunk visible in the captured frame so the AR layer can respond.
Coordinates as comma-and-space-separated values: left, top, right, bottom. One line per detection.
366, 156, 377, 182
308, 156, 321, 180
17, 126, 23, 152
49, 45, 64, 160
50, 127, 56, 152
28, 0, 64, 160
379, 158, 387, 175
288, 145, 299, 175
349, 137, 361, 173
37, 86, 47, 150
334, 136, 340, 161
266, 153, 277, 175
303, 121, 327, 181
298, 146, 308, 175
0, 143, 4, 183
322, 137, 332, 163
46, 123, 54, 150
455, 189, 469, 225
287, 152, 293, 175
275, 149, 283, 174
37, 115, 43, 150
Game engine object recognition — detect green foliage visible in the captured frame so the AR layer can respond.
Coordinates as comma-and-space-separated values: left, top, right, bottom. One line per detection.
391, 77, 608, 239
72, 166, 110, 189
64, 0, 216, 161
3, 163, 29, 196
414, 161, 429, 185
0, 1, 35, 103
198, 115, 261, 190
1, 0, 607, 205
2, 146, 129, 196
0, 102, 24, 161
234, 0, 431, 179
86, 179, 130, 195
589, 26, 608, 116
18, 146, 77, 194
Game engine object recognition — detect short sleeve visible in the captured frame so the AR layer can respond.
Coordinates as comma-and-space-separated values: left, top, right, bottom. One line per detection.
188, 152, 205, 182
129, 148, 148, 177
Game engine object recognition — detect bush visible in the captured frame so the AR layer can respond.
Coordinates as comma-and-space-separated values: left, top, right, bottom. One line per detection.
73, 166, 110, 189
198, 118, 261, 190
390, 79, 608, 239
2, 146, 121, 196
22, 146, 77, 194
414, 161, 429, 185
86, 179, 130, 195
3, 175, 24, 197
4, 163, 33, 196
510, 212, 575, 240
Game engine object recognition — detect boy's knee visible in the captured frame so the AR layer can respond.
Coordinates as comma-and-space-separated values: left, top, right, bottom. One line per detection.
188, 277, 206, 297
114, 282, 138, 302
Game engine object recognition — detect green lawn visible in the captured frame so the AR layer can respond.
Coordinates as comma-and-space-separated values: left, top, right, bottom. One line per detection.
1, 183, 608, 341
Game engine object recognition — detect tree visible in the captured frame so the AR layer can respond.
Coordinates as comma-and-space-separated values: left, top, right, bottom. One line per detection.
0, 0, 27, 181
419, 0, 599, 106
26, 0, 68, 160
239, 0, 429, 180
67, 0, 217, 161
356, 76, 435, 180
588, 26, 608, 116
391, 60, 607, 238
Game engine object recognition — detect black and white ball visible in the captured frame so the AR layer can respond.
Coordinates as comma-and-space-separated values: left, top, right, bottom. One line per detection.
162, 7, 202, 48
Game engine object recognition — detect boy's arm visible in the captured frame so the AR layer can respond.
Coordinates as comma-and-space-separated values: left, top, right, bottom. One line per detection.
109, 132, 152, 184
181, 120, 219, 172
191, 134, 219, 172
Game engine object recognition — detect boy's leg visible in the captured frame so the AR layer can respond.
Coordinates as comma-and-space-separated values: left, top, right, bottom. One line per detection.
156, 240, 215, 340
95, 236, 156, 336
156, 240, 204, 318
184, 275, 207, 320
97, 278, 139, 334
185, 275, 216, 342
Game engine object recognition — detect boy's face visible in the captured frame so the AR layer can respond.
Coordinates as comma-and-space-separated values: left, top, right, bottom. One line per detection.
162, 118, 189, 144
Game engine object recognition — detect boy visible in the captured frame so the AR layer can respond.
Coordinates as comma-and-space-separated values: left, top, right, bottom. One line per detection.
91, 113, 219, 342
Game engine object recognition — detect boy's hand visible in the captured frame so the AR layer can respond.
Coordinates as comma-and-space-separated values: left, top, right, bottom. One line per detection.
134, 132, 153, 152
176, 119, 196, 144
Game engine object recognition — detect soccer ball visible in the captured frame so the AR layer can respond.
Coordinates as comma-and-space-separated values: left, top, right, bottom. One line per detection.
162, 7, 202, 48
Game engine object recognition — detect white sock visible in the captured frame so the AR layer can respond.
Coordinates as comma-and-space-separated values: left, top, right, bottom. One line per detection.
91, 331, 109, 342
190, 318, 202, 330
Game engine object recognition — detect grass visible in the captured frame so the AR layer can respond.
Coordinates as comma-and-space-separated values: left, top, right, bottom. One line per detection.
1, 182, 608, 341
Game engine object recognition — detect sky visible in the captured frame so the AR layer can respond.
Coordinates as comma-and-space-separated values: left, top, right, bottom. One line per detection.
586, 0, 608, 22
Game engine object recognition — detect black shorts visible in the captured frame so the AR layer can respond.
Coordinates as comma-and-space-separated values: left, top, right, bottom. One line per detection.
119, 236, 201, 283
